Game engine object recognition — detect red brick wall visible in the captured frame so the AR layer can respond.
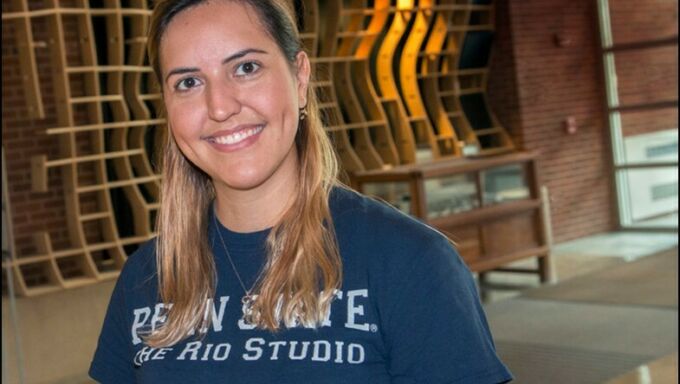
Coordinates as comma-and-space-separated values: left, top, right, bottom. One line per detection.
609, 0, 678, 45
620, 108, 679, 137
2, 7, 71, 257
488, 0, 677, 242
3, 0, 107, 265
615, 45, 678, 108
487, 0, 523, 148
600, 0, 679, 136
488, 1, 614, 242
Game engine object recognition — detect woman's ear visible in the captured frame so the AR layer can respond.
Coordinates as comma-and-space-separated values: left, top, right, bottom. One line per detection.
295, 51, 311, 107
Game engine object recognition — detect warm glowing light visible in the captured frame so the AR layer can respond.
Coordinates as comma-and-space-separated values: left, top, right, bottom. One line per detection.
397, 0, 413, 11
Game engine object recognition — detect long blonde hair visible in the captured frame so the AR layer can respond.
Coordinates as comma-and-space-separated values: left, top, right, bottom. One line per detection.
146, 0, 342, 347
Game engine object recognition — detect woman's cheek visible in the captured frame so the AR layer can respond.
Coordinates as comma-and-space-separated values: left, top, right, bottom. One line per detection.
168, 100, 203, 136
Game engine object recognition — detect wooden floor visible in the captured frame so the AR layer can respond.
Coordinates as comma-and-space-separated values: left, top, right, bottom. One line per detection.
482, 232, 678, 384
605, 353, 678, 384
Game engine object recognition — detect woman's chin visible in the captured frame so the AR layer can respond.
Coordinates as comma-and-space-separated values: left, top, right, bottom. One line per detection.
208, 146, 298, 195
212, 172, 271, 193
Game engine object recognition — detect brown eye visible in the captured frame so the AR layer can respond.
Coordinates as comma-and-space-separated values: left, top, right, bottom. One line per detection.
235, 61, 261, 76
176, 77, 202, 91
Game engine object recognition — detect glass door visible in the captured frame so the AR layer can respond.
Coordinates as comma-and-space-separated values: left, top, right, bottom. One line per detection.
597, 0, 678, 230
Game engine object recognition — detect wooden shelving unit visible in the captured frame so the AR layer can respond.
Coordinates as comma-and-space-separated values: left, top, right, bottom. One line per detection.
351, 152, 553, 281
3, 0, 526, 296
2, 0, 158, 296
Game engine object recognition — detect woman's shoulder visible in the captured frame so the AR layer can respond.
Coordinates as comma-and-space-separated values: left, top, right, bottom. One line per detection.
330, 186, 452, 251
330, 187, 470, 298
125, 238, 156, 267
116, 238, 158, 291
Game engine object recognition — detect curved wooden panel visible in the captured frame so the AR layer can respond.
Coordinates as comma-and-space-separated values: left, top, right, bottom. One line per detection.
329, 0, 384, 170
349, 0, 401, 167
396, 0, 441, 161
6, 0, 44, 119
4, 1, 158, 295
299, 0, 319, 56
315, 0, 366, 173
436, 1, 480, 151
124, 0, 162, 238
419, 0, 462, 157
455, 1, 514, 154
373, 1, 418, 164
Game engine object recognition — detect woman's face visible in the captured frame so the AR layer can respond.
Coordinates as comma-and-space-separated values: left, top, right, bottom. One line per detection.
160, 0, 309, 194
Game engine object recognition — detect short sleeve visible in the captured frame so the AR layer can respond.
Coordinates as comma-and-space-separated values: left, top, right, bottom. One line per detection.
382, 234, 512, 384
89, 265, 137, 383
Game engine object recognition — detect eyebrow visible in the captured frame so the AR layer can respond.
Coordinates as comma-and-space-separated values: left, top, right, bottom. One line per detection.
222, 48, 267, 65
164, 48, 269, 84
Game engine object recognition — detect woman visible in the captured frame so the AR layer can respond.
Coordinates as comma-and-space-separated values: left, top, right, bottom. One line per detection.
89, 1, 512, 383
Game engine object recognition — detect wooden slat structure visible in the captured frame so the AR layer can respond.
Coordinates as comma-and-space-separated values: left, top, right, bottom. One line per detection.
3, 0, 518, 296
3, 0, 158, 296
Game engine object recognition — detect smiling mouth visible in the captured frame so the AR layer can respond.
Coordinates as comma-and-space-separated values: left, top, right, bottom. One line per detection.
206, 125, 265, 145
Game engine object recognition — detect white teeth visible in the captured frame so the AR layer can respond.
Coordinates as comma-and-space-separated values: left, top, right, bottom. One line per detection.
213, 125, 263, 145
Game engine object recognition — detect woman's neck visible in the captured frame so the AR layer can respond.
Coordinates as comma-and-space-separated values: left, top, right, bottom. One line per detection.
213, 166, 298, 233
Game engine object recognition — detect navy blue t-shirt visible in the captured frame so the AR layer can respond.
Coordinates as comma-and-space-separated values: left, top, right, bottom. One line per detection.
89, 187, 512, 383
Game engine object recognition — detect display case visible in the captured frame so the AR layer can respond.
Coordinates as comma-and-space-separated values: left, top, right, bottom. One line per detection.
352, 152, 553, 282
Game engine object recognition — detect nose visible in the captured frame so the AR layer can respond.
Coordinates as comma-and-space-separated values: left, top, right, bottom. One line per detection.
206, 81, 241, 121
